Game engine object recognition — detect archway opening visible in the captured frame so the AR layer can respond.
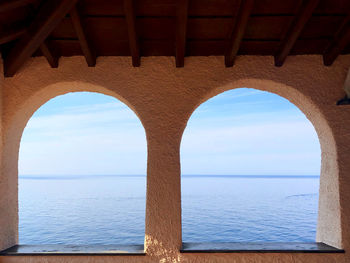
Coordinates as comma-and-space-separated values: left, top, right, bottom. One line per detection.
19, 92, 147, 245
181, 88, 321, 243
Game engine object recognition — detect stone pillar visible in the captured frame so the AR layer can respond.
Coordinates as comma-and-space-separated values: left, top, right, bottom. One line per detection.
0, 56, 18, 251
316, 149, 342, 248
144, 122, 183, 258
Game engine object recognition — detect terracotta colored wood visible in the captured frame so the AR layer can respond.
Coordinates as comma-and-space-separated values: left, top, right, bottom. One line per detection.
187, 18, 232, 40
70, 6, 96, 67
299, 16, 345, 39
292, 39, 330, 55
274, 0, 320, 67
189, 0, 237, 16
0, 7, 32, 26
324, 14, 350, 66
51, 39, 86, 56
0, 26, 26, 45
80, 0, 350, 17
314, 0, 350, 15
43, 38, 333, 58
1, 0, 350, 73
50, 17, 76, 39
138, 18, 175, 40
49, 16, 346, 42
124, 0, 140, 67
39, 40, 59, 68
244, 16, 294, 40
4, 0, 79, 77
0, 0, 36, 13
175, 0, 188, 67
252, 0, 301, 15
225, 0, 255, 67
79, 0, 342, 17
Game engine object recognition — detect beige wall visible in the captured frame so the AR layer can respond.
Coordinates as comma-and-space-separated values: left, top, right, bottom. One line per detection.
0, 55, 349, 262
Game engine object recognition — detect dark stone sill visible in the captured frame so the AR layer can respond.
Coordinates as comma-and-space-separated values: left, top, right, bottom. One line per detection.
0, 244, 145, 256
180, 242, 345, 253
0, 242, 344, 256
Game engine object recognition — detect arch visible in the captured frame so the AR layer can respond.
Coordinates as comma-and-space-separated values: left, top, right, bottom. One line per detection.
2, 81, 148, 246
6, 81, 145, 138
180, 78, 341, 248
5, 81, 147, 166
0, 75, 343, 252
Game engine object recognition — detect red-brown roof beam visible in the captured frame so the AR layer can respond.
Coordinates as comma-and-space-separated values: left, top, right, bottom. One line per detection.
124, 0, 140, 67
0, 0, 36, 12
39, 40, 59, 68
70, 6, 96, 67
274, 0, 320, 67
225, 0, 255, 67
175, 0, 189, 67
0, 27, 26, 45
4, 0, 79, 77
324, 14, 350, 66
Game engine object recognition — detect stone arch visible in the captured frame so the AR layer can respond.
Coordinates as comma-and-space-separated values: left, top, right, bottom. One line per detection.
180, 78, 341, 248
6, 81, 144, 137
2, 81, 147, 246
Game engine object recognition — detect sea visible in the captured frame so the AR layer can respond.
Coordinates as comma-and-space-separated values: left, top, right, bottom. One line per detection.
19, 175, 319, 244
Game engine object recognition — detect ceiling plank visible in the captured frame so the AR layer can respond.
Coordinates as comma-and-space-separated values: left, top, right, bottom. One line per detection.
4, 0, 79, 77
0, 0, 36, 12
175, 0, 189, 67
225, 0, 255, 67
124, 0, 140, 67
323, 14, 350, 66
274, 0, 320, 67
70, 6, 96, 66
0, 27, 26, 45
39, 40, 59, 68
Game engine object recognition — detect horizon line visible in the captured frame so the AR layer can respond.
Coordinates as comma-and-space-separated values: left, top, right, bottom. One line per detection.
19, 174, 320, 180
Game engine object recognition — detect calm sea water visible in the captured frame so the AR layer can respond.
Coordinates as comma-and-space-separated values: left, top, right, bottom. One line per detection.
19, 175, 319, 244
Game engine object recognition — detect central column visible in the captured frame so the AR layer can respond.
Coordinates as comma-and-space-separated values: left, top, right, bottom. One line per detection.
144, 122, 183, 257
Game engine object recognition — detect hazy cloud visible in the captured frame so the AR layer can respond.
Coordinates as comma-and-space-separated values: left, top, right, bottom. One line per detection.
19, 89, 320, 176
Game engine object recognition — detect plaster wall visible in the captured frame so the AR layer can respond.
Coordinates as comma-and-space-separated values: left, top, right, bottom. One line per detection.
0, 55, 349, 262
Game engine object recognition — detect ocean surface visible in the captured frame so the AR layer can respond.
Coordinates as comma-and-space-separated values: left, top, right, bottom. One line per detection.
19, 175, 319, 244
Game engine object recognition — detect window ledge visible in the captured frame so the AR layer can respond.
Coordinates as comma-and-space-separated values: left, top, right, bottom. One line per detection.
0, 243, 344, 255
180, 242, 344, 253
0, 245, 145, 256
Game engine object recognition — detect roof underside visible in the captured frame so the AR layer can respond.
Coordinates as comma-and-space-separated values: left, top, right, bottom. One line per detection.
0, 0, 350, 77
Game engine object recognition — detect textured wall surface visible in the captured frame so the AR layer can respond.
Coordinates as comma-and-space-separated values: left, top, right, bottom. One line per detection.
0, 55, 349, 262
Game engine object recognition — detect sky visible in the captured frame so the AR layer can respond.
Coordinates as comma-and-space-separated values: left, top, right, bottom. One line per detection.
19, 88, 321, 176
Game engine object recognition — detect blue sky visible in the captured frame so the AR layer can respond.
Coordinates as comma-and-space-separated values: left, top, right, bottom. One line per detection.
19, 88, 321, 176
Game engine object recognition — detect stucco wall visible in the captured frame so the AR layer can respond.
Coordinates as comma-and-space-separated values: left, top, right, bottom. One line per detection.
0, 55, 349, 262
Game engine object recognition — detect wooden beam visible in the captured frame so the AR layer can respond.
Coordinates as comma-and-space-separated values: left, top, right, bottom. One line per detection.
4, 0, 79, 77
175, 0, 189, 67
225, 0, 254, 67
124, 0, 140, 67
0, 27, 26, 45
70, 6, 96, 66
324, 14, 350, 66
274, 0, 320, 67
39, 40, 59, 68
0, 0, 36, 12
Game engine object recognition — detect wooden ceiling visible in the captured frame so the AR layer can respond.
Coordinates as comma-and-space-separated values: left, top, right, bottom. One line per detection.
0, 0, 350, 77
